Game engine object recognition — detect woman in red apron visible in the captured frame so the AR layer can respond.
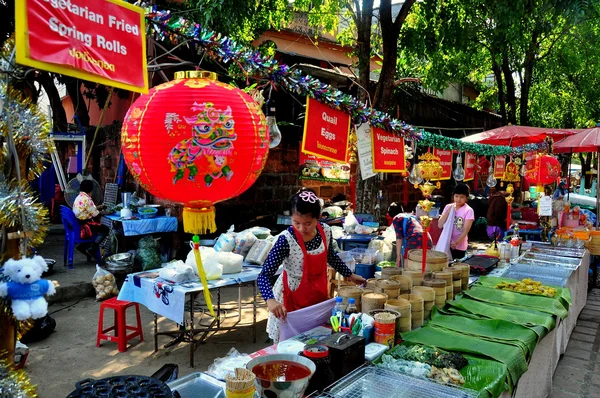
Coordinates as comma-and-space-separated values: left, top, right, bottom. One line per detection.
257, 188, 365, 342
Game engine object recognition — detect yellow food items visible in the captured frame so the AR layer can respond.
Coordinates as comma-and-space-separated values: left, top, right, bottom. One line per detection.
494, 278, 556, 297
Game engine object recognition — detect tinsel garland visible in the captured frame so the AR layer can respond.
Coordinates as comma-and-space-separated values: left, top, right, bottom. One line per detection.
0, 352, 37, 398
143, 7, 550, 156
0, 181, 49, 261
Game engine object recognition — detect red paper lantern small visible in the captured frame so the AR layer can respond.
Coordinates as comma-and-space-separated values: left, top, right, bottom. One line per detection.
121, 71, 269, 234
524, 154, 561, 187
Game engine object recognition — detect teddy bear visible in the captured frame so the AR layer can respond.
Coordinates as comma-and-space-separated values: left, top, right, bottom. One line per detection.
0, 256, 56, 321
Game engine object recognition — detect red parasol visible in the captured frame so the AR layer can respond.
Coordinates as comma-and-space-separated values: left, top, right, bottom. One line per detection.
553, 127, 600, 153
461, 125, 581, 147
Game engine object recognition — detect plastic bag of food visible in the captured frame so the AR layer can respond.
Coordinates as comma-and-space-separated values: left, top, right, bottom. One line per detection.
158, 260, 196, 283
245, 239, 274, 266
92, 265, 118, 301
136, 236, 162, 271
233, 229, 257, 257
322, 206, 344, 218
214, 251, 244, 274
330, 226, 345, 240
207, 348, 252, 381
249, 226, 271, 240
185, 248, 223, 280
382, 226, 396, 243
355, 224, 374, 234
369, 239, 392, 261
343, 211, 359, 233
214, 225, 236, 252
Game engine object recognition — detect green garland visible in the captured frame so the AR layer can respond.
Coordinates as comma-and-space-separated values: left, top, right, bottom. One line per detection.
418, 131, 550, 156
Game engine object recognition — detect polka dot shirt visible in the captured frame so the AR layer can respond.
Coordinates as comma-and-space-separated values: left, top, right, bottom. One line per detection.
257, 224, 352, 301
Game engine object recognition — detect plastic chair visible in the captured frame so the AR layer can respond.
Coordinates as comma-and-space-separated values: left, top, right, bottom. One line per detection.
96, 297, 144, 352
60, 205, 100, 268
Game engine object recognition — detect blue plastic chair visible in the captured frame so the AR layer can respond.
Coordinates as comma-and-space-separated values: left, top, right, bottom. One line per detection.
60, 205, 100, 268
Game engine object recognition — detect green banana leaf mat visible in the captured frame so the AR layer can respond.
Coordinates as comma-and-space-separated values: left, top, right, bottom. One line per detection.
401, 325, 528, 390
476, 276, 572, 310
429, 307, 538, 359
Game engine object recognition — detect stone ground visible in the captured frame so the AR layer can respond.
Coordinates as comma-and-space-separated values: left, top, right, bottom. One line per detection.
22, 225, 600, 397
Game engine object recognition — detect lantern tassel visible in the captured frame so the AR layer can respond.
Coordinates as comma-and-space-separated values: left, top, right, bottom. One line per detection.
192, 235, 216, 318
183, 206, 217, 235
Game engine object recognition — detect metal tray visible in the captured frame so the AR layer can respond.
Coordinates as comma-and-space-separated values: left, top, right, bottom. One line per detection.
312, 365, 478, 398
529, 245, 586, 258
522, 253, 580, 266
514, 258, 579, 270
504, 264, 573, 287
167, 373, 225, 398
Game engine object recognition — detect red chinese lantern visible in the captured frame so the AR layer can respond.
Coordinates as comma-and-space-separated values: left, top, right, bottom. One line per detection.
121, 71, 269, 235
524, 154, 561, 189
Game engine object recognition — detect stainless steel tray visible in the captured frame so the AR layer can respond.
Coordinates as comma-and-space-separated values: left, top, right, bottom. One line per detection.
514, 258, 579, 270
529, 245, 586, 258
313, 365, 478, 398
167, 373, 225, 398
522, 253, 580, 266
504, 264, 572, 287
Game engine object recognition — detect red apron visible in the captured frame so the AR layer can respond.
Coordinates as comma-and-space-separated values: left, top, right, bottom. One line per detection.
282, 223, 329, 311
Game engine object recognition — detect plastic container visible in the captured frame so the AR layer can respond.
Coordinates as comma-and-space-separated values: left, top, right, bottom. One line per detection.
355, 263, 375, 279
345, 298, 358, 317
332, 297, 346, 317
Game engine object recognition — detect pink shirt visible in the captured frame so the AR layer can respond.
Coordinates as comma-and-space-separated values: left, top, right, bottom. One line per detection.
443, 204, 475, 251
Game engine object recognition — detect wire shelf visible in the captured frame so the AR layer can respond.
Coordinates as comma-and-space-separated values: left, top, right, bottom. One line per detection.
309, 365, 478, 398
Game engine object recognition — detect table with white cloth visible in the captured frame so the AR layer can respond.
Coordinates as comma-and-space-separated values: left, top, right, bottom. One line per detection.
499, 250, 589, 398
102, 214, 178, 236
118, 264, 270, 367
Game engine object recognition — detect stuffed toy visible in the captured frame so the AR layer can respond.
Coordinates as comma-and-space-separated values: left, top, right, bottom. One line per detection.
0, 256, 56, 320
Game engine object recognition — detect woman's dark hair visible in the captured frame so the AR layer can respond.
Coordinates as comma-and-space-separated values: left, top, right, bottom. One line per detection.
453, 183, 470, 197
291, 188, 321, 218
80, 180, 94, 194
387, 202, 401, 218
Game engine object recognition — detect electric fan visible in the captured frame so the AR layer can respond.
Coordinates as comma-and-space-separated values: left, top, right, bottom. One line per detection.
64, 173, 103, 207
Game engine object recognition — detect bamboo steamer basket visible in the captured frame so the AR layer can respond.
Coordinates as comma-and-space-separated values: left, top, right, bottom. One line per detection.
423, 279, 447, 298
402, 270, 424, 286
381, 267, 403, 279
411, 310, 424, 329
446, 290, 454, 301
433, 272, 453, 287
398, 312, 412, 332
366, 278, 379, 290
411, 286, 435, 301
590, 231, 600, 255
390, 275, 413, 292
424, 301, 434, 311
376, 279, 401, 299
424, 310, 431, 321
404, 294, 424, 311
338, 286, 365, 312
384, 298, 411, 314
453, 279, 462, 294
362, 292, 388, 313
443, 267, 462, 281
406, 250, 448, 272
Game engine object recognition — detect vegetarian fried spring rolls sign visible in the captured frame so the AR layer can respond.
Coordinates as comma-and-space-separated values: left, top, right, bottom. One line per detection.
302, 97, 351, 164
15, 0, 148, 93
371, 127, 406, 173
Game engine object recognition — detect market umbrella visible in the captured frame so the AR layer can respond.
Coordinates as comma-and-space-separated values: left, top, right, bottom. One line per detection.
461, 125, 581, 147
553, 127, 600, 226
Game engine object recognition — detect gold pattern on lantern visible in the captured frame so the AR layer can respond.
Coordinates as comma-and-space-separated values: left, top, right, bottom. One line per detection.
415, 151, 443, 197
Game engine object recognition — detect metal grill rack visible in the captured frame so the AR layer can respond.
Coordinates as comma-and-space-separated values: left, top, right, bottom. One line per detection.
309, 365, 478, 398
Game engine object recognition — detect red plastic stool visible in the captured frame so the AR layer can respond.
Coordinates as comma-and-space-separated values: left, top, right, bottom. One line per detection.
96, 297, 144, 352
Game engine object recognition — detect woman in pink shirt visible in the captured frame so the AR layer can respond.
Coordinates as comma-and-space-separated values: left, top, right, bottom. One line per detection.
438, 183, 475, 260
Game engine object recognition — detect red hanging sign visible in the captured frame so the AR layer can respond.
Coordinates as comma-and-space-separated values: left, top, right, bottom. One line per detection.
15, 0, 148, 93
432, 148, 452, 180
464, 152, 476, 181
371, 127, 406, 172
524, 151, 537, 173
494, 156, 506, 178
301, 97, 351, 164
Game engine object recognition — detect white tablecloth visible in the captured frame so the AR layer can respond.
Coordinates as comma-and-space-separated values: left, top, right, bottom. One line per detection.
118, 265, 264, 324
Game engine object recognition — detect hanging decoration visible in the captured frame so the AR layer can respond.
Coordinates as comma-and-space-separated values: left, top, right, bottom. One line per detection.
464, 152, 476, 182
453, 152, 465, 182
486, 157, 497, 188
524, 154, 561, 190
0, 352, 37, 397
144, 7, 552, 156
501, 158, 521, 188
121, 70, 269, 235
415, 152, 443, 197
505, 184, 515, 230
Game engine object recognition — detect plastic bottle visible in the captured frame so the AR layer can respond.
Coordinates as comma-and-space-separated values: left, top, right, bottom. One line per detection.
332, 297, 346, 318
345, 298, 358, 317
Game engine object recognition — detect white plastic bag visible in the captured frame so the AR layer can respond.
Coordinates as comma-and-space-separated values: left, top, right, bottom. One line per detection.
207, 348, 252, 380
214, 252, 244, 274
355, 224, 374, 234
435, 206, 455, 260
214, 225, 236, 252
158, 260, 196, 283
369, 239, 392, 262
91, 265, 118, 301
246, 239, 274, 265
185, 247, 223, 280
343, 211, 359, 233
330, 226, 345, 240
233, 229, 257, 257
382, 226, 396, 243
322, 206, 344, 218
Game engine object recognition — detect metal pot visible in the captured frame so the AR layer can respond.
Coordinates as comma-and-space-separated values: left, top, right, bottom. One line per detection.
43, 258, 56, 276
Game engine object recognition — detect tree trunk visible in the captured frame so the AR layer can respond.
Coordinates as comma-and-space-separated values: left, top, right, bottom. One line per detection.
36, 72, 68, 131
501, 55, 517, 124
520, 30, 539, 126
372, 0, 416, 110
355, 0, 373, 103
491, 58, 507, 124
65, 79, 90, 127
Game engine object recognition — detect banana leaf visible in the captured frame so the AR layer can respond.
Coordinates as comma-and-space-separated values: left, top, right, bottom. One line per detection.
476, 276, 571, 309
464, 286, 568, 319
401, 325, 528, 388
461, 354, 510, 398
447, 297, 556, 336
429, 307, 538, 359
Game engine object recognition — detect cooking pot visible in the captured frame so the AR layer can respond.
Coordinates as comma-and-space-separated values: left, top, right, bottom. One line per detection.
67, 375, 173, 398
